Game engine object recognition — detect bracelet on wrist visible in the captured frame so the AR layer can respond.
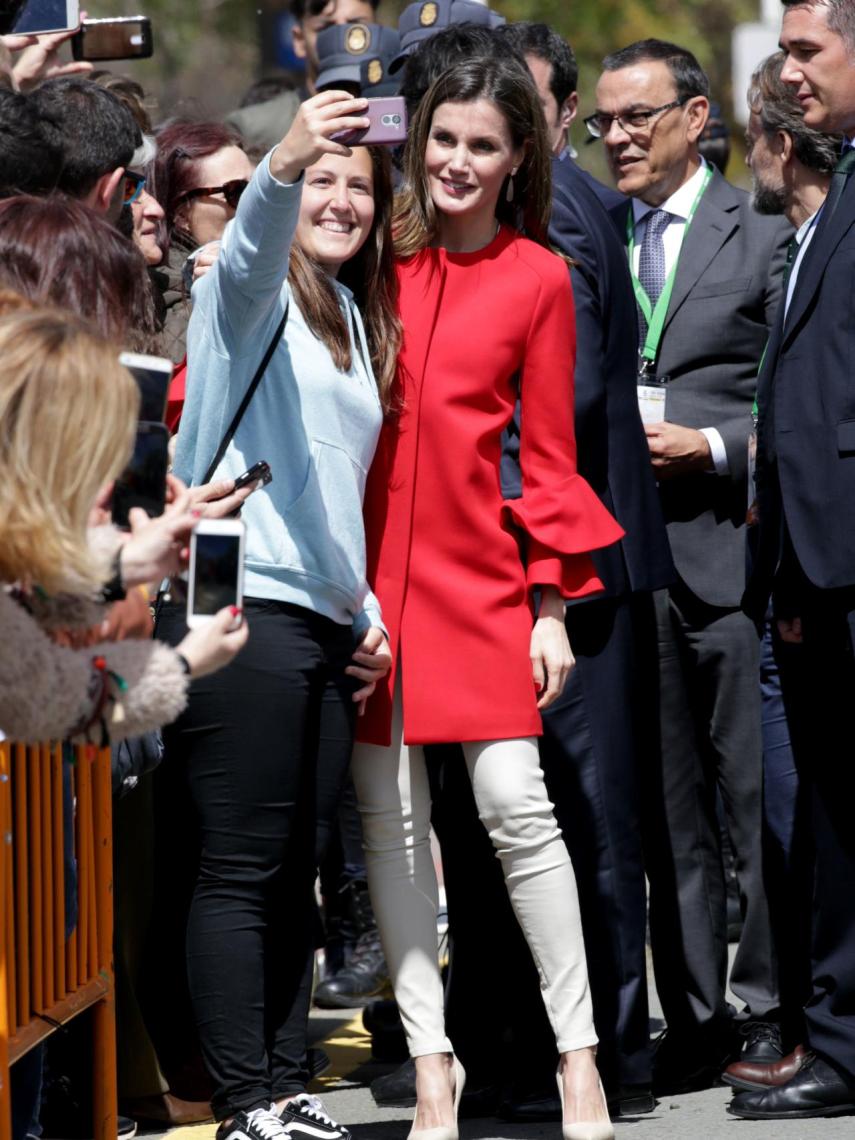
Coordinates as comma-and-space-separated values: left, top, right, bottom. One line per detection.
98, 548, 126, 605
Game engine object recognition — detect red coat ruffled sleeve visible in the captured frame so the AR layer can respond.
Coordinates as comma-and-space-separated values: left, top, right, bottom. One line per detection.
501, 255, 624, 598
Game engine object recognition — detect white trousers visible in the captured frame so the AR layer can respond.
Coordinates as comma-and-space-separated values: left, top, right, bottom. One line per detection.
351, 682, 598, 1058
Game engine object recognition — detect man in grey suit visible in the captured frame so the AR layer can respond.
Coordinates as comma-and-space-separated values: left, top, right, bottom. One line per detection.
591, 38, 791, 1093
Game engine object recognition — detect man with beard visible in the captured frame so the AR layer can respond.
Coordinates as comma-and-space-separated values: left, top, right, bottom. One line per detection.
721, 50, 839, 1105
733, 0, 855, 1117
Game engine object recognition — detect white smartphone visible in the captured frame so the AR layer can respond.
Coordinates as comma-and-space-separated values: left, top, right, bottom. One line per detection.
186, 519, 245, 629
119, 351, 173, 424
10, 0, 79, 35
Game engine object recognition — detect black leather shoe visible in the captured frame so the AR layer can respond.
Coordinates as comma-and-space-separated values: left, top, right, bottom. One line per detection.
727, 1053, 855, 1119
314, 930, 390, 1008
498, 1088, 561, 1123
607, 1084, 656, 1117
652, 1028, 735, 1096
370, 1059, 416, 1108
737, 1020, 784, 1064
458, 1082, 502, 1119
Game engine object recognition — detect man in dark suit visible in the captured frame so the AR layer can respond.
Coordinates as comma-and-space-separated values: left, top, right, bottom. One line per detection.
731, 0, 855, 1119
424, 22, 674, 1121
592, 39, 791, 1091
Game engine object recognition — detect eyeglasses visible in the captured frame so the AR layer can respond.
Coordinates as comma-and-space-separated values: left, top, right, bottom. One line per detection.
176, 179, 249, 210
123, 169, 146, 205
584, 98, 688, 140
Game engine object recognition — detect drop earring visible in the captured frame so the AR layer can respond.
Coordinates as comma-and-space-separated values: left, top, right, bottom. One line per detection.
506, 168, 518, 204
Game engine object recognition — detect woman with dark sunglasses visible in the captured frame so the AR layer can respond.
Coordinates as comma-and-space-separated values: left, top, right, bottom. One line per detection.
146, 121, 255, 364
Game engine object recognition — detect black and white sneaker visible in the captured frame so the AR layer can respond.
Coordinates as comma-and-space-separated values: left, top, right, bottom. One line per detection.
277, 1093, 352, 1139
216, 1107, 290, 1140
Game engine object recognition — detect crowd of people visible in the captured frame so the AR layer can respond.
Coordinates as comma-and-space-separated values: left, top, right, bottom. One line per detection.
2, 0, 855, 1137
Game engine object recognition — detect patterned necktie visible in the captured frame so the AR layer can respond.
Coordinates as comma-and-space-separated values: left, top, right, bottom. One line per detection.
637, 208, 671, 343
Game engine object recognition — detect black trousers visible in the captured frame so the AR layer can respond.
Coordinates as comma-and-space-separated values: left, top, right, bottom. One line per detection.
644, 583, 778, 1042
778, 587, 855, 1074
157, 599, 357, 1119
430, 594, 653, 1095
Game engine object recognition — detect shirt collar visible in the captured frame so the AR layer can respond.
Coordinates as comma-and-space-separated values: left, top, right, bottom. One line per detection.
632, 158, 709, 225
795, 209, 820, 245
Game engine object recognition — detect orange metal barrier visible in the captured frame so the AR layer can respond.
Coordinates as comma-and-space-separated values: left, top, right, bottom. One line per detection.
0, 742, 116, 1140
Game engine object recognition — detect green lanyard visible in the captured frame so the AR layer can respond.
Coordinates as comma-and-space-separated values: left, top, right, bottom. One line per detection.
627, 165, 714, 372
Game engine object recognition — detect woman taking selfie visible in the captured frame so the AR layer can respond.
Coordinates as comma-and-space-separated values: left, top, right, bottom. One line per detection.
167, 91, 397, 1140
352, 57, 623, 1140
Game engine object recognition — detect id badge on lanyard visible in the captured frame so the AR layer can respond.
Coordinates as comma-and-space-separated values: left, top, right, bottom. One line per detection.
636, 358, 666, 423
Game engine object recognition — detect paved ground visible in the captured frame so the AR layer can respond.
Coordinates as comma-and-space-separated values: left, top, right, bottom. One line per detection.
151, 993, 855, 1140
143, 890, 853, 1140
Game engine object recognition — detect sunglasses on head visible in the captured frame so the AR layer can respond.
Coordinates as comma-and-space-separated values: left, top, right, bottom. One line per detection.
178, 179, 249, 210
123, 169, 146, 205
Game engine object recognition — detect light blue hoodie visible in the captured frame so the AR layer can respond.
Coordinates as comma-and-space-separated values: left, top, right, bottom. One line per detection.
173, 152, 384, 635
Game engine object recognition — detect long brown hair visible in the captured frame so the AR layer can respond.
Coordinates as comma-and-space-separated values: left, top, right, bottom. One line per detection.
289, 145, 400, 407
394, 56, 553, 257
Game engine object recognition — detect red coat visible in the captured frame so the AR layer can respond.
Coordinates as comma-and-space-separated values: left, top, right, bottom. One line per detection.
359, 227, 624, 746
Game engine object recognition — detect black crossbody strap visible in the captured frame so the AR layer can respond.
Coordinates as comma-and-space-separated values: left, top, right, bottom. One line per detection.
202, 301, 289, 485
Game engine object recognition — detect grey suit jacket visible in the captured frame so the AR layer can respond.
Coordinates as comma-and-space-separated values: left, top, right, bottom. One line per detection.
613, 170, 791, 608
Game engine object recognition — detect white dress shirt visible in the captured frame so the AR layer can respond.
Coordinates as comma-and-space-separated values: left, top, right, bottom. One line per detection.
784, 210, 821, 319
631, 160, 729, 476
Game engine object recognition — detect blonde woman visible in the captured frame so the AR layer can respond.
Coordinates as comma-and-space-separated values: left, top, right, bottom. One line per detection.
0, 304, 247, 745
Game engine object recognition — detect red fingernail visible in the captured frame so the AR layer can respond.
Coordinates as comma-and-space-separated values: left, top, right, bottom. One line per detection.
191, 509, 202, 518
230, 605, 242, 617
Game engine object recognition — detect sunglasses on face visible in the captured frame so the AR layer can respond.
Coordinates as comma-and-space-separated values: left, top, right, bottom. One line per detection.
177, 179, 249, 210
123, 169, 146, 205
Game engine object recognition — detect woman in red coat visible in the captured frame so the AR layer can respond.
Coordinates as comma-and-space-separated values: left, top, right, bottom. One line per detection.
350, 57, 623, 1140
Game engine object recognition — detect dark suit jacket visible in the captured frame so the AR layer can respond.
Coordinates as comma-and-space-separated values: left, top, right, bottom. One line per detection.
612, 169, 791, 609
745, 176, 855, 621
503, 155, 674, 598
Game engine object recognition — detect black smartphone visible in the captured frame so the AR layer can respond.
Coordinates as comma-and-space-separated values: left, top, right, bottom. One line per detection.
233, 460, 272, 490
119, 352, 172, 424
111, 421, 169, 529
71, 15, 153, 61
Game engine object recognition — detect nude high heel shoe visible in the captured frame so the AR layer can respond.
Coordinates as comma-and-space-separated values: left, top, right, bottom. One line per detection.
407, 1056, 466, 1140
556, 1066, 614, 1140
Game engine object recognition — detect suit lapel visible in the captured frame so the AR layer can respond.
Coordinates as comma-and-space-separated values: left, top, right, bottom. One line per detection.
782, 180, 855, 346
663, 174, 739, 333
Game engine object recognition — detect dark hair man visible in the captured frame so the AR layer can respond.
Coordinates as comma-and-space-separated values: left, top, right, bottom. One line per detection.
593, 38, 791, 1094
500, 21, 577, 156
398, 20, 515, 115
720, 53, 838, 1108
290, 0, 380, 95
29, 76, 140, 221
0, 88, 62, 196
733, 0, 855, 1119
